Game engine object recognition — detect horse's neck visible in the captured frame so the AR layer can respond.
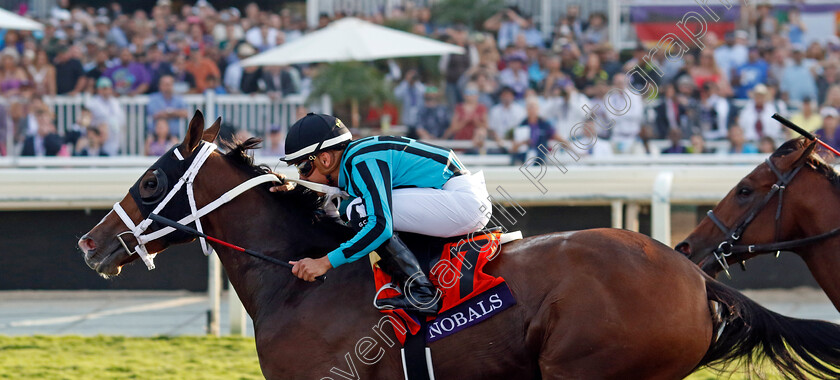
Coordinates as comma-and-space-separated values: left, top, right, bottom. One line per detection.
203, 195, 340, 317
194, 168, 351, 320
796, 182, 840, 312
801, 240, 840, 312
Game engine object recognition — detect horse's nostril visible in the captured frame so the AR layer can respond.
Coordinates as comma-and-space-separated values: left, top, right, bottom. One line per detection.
78, 236, 97, 253
675, 242, 691, 256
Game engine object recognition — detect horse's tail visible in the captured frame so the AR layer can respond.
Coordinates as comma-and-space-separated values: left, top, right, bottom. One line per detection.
699, 278, 840, 379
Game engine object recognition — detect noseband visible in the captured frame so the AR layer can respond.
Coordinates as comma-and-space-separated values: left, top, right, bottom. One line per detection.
705, 154, 840, 277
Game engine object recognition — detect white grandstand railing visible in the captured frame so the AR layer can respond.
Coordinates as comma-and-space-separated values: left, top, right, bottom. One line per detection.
0, 152, 769, 169
42, 93, 316, 156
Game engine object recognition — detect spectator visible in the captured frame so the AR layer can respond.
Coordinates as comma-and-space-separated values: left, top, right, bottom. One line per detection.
484, 7, 527, 50
260, 65, 299, 99
690, 51, 732, 97
83, 49, 110, 94
26, 49, 56, 96
76, 126, 108, 156
574, 119, 614, 158
0, 104, 7, 156
64, 107, 92, 153
734, 47, 769, 99
224, 43, 256, 94
147, 75, 190, 137
781, 45, 818, 103
758, 136, 777, 154
581, 13, 608, 45
104, 48, 151, 96
146, 45, 173, 94
171, 54, 197, 94
817, 63, 838, 106
609, 73, 645, 153
815, 107, 840, 151
499, 52, 529, 99
738, 84, 785, 141
629, 124, 659, 156
544, 78, 589, 140
393, 69, 426, 130
205, 75, 226, 94
488, 86, 525, 149
662, 128, 689, 154
439, 25, 478, 106
443, 83, 487, 142
785, 9, 807, 46
262, 125, 284, 156
0, 49, 29, 97
790, 97, 823, 134
689, 134, 713, 154
145, 118, 179, 156
511, 96, 560, 163
654, 83, 689, 139
727, 125, 758, 154
414, 87, 450, 140
714, 30, 748, 78
21, 109, 62, 157
85, 77, 126, 156
185, 47, 221, 93
572, 53, 609, 93
694, 82, 730, 141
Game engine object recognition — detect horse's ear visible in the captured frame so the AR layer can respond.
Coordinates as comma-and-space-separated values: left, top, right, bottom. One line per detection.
792, 140, 818, 168
181, 110, 205, 155
203, 117, 221, 143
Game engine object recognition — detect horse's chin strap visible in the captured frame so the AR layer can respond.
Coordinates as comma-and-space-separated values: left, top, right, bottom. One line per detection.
112, 142, 279, 270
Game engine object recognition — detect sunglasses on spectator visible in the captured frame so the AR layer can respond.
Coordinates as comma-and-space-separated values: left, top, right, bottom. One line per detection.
295, 156, 316, 177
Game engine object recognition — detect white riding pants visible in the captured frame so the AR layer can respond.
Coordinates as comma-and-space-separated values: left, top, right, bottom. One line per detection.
345, 171, 492, 237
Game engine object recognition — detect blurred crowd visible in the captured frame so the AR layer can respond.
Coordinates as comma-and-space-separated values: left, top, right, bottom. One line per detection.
1, 0, 840, 160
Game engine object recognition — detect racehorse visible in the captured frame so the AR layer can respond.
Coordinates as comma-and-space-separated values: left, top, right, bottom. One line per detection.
678, 138, 840, 313
78, 112, 840, 379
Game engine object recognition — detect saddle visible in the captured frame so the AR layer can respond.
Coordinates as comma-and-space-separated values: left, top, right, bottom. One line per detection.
369, 229, 522, 345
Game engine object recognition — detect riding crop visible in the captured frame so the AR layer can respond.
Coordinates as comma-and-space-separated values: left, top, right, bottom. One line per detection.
148, 213, 325, 282
773, 113, 840, 156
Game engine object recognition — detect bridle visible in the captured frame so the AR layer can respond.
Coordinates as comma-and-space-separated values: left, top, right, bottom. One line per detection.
705, 143, 840, 277
111, 142, 279, 270
110, 141, 348, 270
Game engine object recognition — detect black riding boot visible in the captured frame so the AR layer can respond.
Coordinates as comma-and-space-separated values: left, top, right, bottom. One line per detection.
376, 233, 441, 316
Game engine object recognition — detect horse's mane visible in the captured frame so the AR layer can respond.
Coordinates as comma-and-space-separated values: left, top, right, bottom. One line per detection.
771, 138, 840, 187
218, 137, 347, 231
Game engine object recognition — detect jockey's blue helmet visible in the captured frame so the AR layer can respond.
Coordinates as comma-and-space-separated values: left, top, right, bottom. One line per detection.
281, 113, 352, 163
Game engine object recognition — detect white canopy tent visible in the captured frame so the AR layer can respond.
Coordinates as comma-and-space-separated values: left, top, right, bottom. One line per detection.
241, 17, 464, 67
0, 8, 42, 31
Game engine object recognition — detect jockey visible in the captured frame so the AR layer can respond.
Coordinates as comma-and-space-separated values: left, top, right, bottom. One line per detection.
271, 113, 492, 315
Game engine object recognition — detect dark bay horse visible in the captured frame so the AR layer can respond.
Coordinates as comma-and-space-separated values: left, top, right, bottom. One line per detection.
78, 113, 840, 379
678, 138, 840, 313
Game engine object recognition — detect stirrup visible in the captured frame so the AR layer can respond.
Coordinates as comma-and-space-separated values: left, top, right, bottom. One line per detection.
373, 282, 401, 310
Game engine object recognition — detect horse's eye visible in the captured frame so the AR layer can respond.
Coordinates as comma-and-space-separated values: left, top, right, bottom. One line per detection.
737, 187, 753, 197
143, 179, 157, 190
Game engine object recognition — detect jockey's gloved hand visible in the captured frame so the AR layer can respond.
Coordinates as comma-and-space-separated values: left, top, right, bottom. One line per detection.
269, 172, 296, 193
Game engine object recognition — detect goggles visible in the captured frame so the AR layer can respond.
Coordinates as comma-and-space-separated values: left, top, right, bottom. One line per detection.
295, 155, 316, 177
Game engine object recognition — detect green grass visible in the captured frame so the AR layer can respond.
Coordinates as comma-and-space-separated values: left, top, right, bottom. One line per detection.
0, 335, 795, 379
0, 335, 262, 380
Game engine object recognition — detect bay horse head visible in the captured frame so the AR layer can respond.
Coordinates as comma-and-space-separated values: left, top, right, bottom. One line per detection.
676, 138, 840, 281
78, 110, 224, 277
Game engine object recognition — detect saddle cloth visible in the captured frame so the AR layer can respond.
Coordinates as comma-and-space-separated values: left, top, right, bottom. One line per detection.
370, 230, 518, 345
